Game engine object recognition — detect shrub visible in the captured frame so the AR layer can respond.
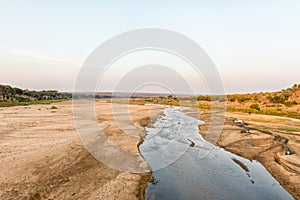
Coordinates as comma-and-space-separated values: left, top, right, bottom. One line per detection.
50, 105, 58, 109
238, 96, 251, 103
269, 95, 285, 104
228, 96, 236, 102
250, 103, 260, 110
292, 84, 298, 90
284, 101, 297, 107
197, 96, 211, 101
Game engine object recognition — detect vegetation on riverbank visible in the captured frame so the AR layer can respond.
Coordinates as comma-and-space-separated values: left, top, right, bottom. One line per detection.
2, 83, 299, 119
126, 83, 300, 119
0, 84, 71, 107
197, 83, 300, 119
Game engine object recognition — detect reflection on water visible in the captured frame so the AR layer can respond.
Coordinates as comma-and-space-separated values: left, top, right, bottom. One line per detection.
140, 107, 294, 200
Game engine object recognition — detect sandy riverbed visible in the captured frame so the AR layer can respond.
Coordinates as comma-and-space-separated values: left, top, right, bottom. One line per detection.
196, 111, 300, 200
1, 101, 299, 199
0, 101, 161, 200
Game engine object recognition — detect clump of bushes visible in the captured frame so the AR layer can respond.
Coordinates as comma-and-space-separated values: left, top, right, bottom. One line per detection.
197, 96, 211, 101
228, 96, 236, 102
284, 101, 298, 107
267, 89, 298, 106
292, 83, 300, 90
268, 95, 285, 104
250, 103, 260, 110
237, 96, 251, 103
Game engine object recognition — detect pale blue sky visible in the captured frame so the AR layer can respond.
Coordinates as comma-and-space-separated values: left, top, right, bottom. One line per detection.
0, 0, 299, 93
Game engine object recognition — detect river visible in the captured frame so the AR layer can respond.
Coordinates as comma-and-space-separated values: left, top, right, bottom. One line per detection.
139, 106, 294, 200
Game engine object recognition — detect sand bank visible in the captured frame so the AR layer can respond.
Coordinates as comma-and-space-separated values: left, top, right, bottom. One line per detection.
0, 101, 161, 200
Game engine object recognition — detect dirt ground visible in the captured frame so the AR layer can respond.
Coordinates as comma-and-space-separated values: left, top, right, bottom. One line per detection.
0, 101, 161, 200
197, 110, 300, 200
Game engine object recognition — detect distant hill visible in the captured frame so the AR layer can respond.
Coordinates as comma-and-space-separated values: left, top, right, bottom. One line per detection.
226, 83, 299, 108
0, 84, 71, 107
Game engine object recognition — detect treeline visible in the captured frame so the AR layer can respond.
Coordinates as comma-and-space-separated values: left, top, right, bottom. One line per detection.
0, 84, 71, 104
72, 93, 118, 99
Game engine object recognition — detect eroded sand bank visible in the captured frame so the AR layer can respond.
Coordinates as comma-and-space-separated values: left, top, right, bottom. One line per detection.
0, 101, 161, 200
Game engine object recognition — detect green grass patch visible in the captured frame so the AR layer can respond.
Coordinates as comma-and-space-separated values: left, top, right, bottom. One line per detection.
278, 127, 300, 132
227, 106, 300, 119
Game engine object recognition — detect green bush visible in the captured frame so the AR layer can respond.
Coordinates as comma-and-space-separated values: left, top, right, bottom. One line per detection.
228, 96, 236, 102
197, 96, 211, 101
268, 95, 285, 104
284, 101, 298, 107
237, 97, 251, 103
250, 103, 260, 110
50, 105, 58, 109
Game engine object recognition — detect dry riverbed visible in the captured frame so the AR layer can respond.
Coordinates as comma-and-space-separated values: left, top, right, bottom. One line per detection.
1, 100, 299, 199
0, 101, 161, 200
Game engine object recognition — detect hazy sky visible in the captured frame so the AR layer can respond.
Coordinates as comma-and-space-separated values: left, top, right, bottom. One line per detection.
0, 0, 299, 94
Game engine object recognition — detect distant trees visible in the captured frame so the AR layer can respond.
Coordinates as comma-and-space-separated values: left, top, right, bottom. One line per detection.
0, 84, 71, 103
197, 95, 226, 102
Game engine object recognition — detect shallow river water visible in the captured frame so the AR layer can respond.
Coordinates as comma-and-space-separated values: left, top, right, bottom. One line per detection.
139, 106, 293, 200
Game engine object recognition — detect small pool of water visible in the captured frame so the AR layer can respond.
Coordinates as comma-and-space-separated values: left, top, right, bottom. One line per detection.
140, 106, 294, 200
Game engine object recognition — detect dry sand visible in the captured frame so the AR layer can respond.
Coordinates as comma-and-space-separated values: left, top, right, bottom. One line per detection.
0, 101, 161, 200
197, 111, 300, 200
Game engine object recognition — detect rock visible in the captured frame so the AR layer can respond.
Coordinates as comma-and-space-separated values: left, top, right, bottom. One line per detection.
285, 150, 292, 155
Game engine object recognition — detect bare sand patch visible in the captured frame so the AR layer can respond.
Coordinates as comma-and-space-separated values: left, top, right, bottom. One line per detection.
0, 101, 161, 200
